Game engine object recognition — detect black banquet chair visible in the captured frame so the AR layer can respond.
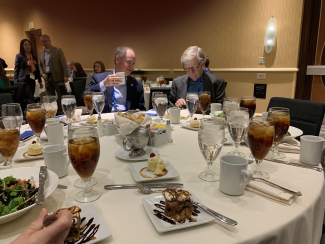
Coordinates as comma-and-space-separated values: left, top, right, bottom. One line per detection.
149, 87, 171, 110
73, 77, 87, 88
267, 97, 325, 139
70, 80, 85, 107
59, 83, 69, 96
0, 86, 19, 103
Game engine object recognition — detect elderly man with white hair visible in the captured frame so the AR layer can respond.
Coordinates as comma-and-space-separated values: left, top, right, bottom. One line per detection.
169, 46, 227, 111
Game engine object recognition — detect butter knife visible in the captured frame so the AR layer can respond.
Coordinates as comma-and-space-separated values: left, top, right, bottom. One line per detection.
36, 166, 48, 205
104, 183, 183, 190
264, 157, 323, 172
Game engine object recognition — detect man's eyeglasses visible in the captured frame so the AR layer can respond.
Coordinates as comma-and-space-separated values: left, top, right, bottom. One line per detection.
183, 61, 203, 73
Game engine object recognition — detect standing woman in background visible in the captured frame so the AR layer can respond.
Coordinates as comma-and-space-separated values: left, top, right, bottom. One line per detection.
0, 62, 11, 87
85, 61, 105, 89
14, 39, 42, 104
73, 62, 87, 78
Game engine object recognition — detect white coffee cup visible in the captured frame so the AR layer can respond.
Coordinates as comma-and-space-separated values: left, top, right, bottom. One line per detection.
210, 103, 222, 116
44, 123, 64, 145
116, 72, 126, 84
300, 135, 325, 166
219, 155, 252, 196
168, 107, 181, 124
47, 118, 59, 124
43, 145, 69, 178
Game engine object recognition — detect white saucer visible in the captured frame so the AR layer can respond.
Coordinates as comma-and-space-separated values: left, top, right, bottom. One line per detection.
281, 126, 303, 142
115, 146, 159, 161
180, 121, 199, 131
13, 147, 45, 162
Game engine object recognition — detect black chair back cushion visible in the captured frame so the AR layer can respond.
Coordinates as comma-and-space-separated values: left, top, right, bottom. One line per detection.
73, 77, 87, 88
59, 83, 68, 96
0, 93, 14, 115
0, 86, 19, 102
267, 97, 325, 138
149, 87, 171, 110
70, 80, 85, 107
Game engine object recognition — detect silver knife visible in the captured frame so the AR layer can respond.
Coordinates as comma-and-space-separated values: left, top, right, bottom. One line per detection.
104, 183, 183, 190
264, 157, 323, 172
36, 166, 48, 205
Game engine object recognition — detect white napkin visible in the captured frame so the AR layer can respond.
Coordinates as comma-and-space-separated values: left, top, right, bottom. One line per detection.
278, 144, 300, 154
246, 180, 298, 205
114, 112, 152, 129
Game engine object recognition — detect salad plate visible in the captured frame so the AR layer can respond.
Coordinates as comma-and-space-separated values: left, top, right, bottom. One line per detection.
281, 126, 303, 142
0, 167, 58, 225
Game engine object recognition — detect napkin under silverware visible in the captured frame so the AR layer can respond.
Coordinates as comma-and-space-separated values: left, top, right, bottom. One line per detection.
278, 144, 300, 154
245, 181, 298, 205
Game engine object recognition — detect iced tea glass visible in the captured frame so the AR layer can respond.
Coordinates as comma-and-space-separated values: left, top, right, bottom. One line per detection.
223, 97, 239, 121
248, 118, 275, 179
0, 116, 20, 169
83, 91, 95, 115
61, 95, 77, 124
68, 125, 101, 203
240, 96, 256, 119
42, 96, 58, 118
2, 103, 24, 147
198, 91, 211, 117
26, 103, 46, 144
267, 107, 290, 159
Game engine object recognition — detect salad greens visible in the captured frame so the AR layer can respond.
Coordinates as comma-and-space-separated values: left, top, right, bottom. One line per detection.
214, 112, 224, 118
0, 175, 38, 217
286, 132, 291, 136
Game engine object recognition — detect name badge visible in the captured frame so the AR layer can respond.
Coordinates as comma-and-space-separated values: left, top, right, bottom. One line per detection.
29, 73, 35, 80
45, 65, 50, 73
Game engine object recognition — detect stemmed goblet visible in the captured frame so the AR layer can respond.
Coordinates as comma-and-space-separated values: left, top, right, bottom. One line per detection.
154, 93, 168, 125
2, 103, 24, 147
227, 108, 249, 157
198, 118, 225, 182
26, 103, 46, 144
92, 92, 105, 119
42, 96, 58, 118
186, 92, 199, 121
240, 96, 256, 119
83, 91, 95, 115
0, 116, 20, 169
267, 107, 290, 159
247, 118, 275, 179
68, 125, 101, 203
61, 95, 77, 124
198, 91, 211, 118
151, 92, 163, 122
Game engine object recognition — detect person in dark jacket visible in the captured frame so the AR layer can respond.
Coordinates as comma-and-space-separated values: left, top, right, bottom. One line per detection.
14, 39, 42, 104
73, 62, 87, 78
0, 58, 8, 75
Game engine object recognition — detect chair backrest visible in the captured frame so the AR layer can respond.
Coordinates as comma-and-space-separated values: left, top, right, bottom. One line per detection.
13, 82, 27, 112
73, 77, 87, 88
59, 83, 68, 96
267, 97, 325, 139
0, 86, 19, 103
149, 87, 171, 110
70, 80, 85, 106
0, 93, 14, 115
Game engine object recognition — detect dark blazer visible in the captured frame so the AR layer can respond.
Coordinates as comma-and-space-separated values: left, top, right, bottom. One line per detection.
169, 71, 227, 108
14, 53, 41, 83
82, 71, 146, 113
205, 68, 213, 74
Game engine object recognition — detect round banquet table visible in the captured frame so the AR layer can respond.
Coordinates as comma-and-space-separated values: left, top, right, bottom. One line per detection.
1, 113, 325, 244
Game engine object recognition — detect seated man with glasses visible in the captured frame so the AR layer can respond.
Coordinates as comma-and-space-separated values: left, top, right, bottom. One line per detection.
169, 46, 227, 111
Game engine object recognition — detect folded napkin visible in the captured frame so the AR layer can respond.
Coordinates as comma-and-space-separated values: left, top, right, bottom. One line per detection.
278, 144, 300, 154
20, 130, 34, 141
246, 180, 298, 205
147, 109, 157, 116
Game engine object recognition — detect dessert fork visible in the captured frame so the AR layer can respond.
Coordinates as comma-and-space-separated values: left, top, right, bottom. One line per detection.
136, 183, 176, 194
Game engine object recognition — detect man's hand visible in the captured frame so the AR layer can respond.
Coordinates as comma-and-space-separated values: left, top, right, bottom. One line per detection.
39, 83, 43, 89
64, 77, 69, 83
103, 74, 123, 87
11, 208, 72, 244
175, 98, 186, 109
42, 74, 48, 81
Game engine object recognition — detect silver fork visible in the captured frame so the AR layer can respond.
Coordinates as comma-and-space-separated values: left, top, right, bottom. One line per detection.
136, 183, 165, 194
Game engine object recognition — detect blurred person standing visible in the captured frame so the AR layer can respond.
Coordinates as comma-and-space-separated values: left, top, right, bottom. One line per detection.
14, 39, 42, 104
67, 61, 75, 81
203, 56, 212, 74
85, 61, 105, 89
73, 62, 87, 78
38, 34, 69, 113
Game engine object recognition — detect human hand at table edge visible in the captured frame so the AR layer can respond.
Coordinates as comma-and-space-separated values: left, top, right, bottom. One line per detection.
103, 74, 123, 87
42, 74, 48, 81
11, 208, 72, 244
175, 98, 186, 109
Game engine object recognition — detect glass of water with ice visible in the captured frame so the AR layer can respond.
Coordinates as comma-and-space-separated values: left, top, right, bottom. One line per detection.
61, 95, 77, 124
198, 118, 225, 182
42, 96, 58, 118
222, 97, 239, 121
186, 93, 199, 121
92, 92, 105, 119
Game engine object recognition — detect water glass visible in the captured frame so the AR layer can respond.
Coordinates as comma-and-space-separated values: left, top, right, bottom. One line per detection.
61, 95, 77, 124
154, 93, 168, 125
186, 93, 199, 121
42, 96, 58, 118
223, 97, 239, 121
92, 92, 105, 118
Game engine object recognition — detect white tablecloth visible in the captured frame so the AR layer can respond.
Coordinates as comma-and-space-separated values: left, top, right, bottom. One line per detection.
1, 113, 325, 244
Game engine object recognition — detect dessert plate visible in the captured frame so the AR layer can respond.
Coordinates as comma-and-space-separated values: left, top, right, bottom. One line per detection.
13, 147, 45, 162
142, 191, 215, 233
115, 146, 159, 161
130, 160, 180, 182
224, 133, 234, 145
180, 121, 199, 131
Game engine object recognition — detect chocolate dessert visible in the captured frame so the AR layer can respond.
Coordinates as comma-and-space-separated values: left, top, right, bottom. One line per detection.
55, 206, 82, 242
162, 188, 195, 222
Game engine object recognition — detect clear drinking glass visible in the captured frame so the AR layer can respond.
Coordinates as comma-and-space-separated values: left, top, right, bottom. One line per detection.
154, 93, 168, 125
2, 103, 24, 147
198, 118, 225, 181
26, 103, 46, 144
198, 91, 211, 118
61, 95, 77, 124
0, 116, 20, 169
42, 96, 58, 118
243, 129, 255, 164
240, 96, 256, 119
83, 91, 95, 115
248, 118, 275, 179
267, 107, 290, 159
223, 97, 239, 121
227, 108, 250, 157
152, 92, 163, 122
186, 93, 199, 121
92, 92, 105, 119
68, 125, 101, 203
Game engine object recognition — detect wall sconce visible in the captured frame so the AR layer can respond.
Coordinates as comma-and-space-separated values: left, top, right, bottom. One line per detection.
264, 16, 277, 53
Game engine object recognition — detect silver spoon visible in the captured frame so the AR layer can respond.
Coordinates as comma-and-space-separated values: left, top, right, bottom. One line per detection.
43, 212, 58, 228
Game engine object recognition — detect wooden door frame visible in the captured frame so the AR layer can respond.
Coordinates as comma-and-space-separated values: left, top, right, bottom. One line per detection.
295, 0, 322, 100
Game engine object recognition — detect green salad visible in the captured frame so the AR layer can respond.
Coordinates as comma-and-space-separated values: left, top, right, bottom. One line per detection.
0, 176, 38, 217
214, 112, 224, 118
286, 132, 291, 136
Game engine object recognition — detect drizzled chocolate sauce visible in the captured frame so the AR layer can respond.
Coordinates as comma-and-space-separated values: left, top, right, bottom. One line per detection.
153, 200, 200, 225
65, 217, 100, 244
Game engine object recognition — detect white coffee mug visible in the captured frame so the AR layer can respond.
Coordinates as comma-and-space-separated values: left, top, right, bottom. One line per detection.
219, 155, 252, 196
168, 107, 181, 124
210, 103, 222, 116
44, 123, 64, 145
43, 145, 69, 178
300, 135, 325, 166
47, 118, 59, 124
116, 72, 126, 84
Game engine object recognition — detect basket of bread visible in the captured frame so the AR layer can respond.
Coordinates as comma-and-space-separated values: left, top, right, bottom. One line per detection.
114, 112, 152, 136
